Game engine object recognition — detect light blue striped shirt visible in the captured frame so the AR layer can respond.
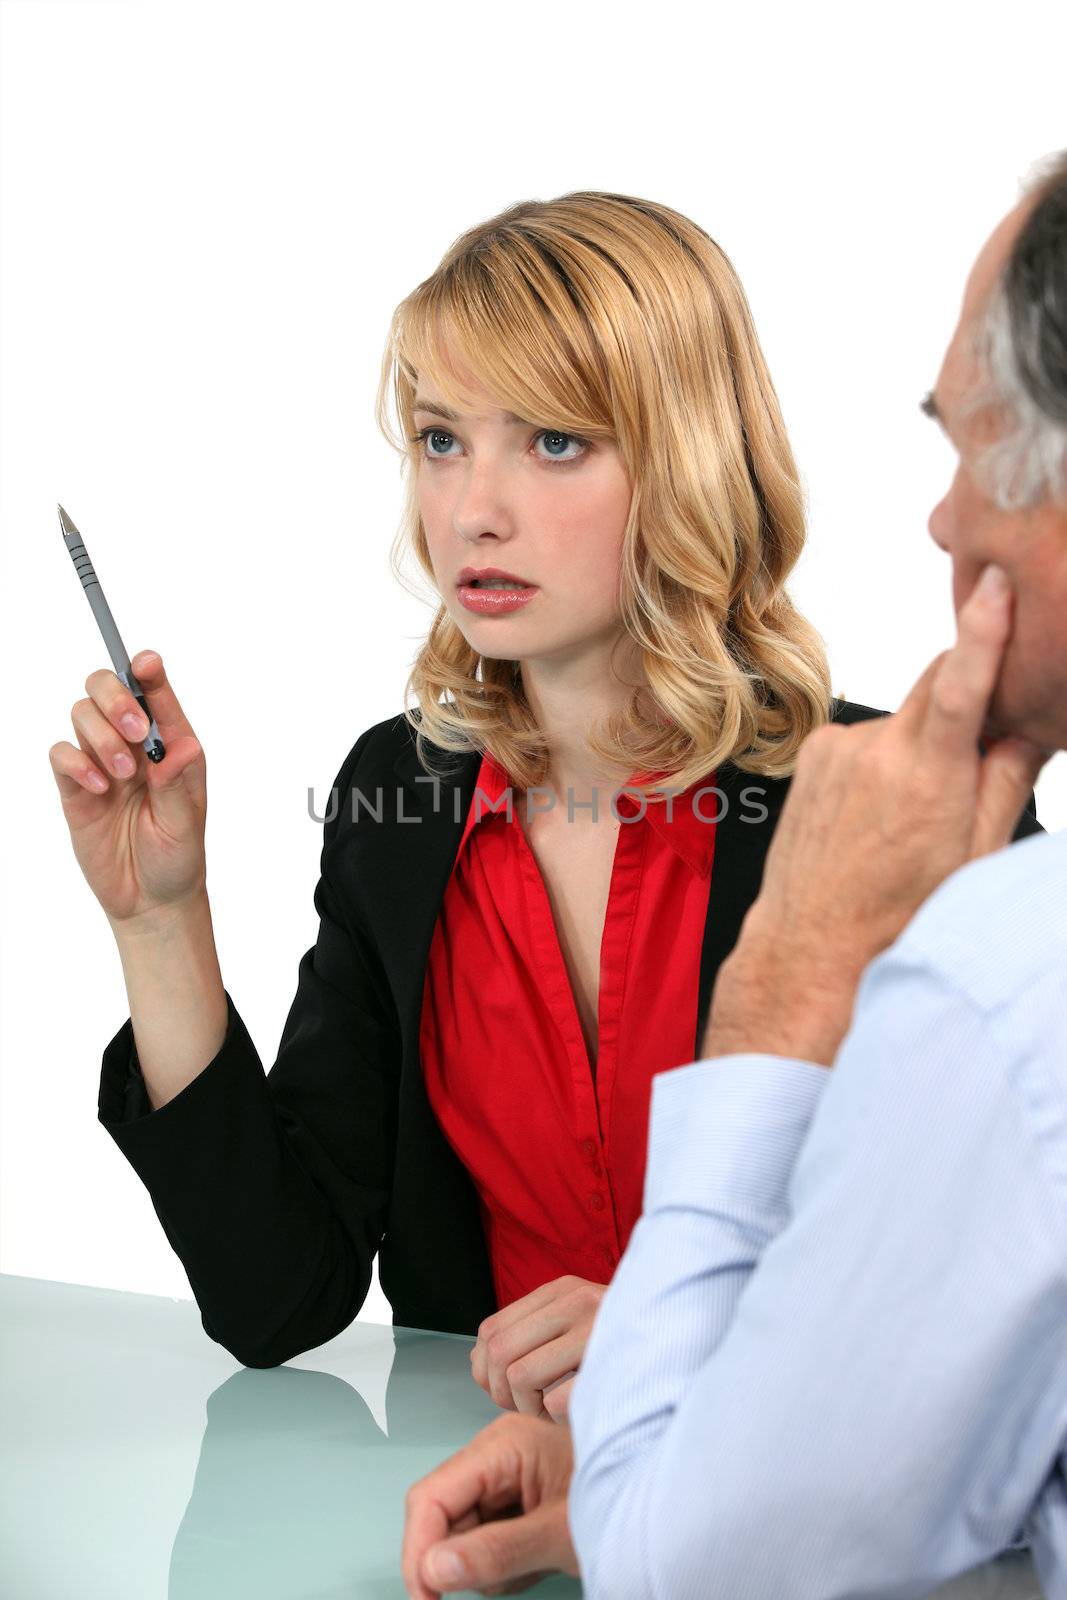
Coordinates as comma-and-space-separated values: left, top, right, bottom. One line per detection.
568, 825, 1067, 1599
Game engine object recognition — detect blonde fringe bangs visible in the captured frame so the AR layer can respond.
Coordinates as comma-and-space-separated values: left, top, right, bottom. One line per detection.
374, 191, 833, 801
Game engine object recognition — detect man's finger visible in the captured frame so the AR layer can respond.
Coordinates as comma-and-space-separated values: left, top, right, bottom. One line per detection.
893, 649, 951, 728
422, 1501, 572, 1594
918, 565, 1013, 761
971, 736, 1050, 858
403, 1432, 505, 1600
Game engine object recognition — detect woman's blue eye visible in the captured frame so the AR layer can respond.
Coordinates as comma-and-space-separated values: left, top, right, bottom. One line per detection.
408, 426, 589, 464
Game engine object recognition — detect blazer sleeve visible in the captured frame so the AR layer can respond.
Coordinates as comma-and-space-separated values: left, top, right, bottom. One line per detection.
1013, 788, 1043, 841
96, 726, 401, 1369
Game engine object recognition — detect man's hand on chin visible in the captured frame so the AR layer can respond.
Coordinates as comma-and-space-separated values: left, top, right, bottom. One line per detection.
701, 564, 1048, 1069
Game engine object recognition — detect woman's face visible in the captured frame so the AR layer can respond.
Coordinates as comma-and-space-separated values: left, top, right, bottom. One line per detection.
412, 372, 635, 669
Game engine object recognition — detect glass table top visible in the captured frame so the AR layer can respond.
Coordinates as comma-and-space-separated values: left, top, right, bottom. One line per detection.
0, 1273, 1044, 1598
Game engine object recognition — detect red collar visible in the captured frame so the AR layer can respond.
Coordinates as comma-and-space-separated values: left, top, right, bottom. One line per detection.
458, 750, 718, 878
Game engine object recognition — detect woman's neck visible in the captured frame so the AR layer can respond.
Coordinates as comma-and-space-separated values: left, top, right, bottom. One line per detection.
517, 638, 645, 814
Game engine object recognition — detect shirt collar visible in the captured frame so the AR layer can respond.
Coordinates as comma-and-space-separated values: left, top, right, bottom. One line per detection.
456, 749, 515, 857
458, 750, 718, 878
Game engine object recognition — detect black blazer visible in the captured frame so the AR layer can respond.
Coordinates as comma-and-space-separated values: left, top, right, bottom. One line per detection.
97, 702, 1042, 1366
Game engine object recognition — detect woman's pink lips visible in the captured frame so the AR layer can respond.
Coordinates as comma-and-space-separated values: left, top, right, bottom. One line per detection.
457, 583, 538, 615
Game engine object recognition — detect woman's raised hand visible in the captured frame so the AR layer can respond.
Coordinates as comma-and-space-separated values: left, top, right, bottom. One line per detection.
49, 650, 210, 928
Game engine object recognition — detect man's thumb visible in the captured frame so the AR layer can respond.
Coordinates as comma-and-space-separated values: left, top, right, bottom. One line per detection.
973, 736, 1050, 857
423, 1502, 566, 1592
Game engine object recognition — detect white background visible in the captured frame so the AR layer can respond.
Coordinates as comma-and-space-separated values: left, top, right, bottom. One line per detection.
2, 0, 1065, 1326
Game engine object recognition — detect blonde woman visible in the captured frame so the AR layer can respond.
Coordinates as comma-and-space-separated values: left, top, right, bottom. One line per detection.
50, 192, 1040, 1415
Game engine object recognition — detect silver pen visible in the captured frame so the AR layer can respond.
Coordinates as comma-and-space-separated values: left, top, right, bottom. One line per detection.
58, 504, 166, 763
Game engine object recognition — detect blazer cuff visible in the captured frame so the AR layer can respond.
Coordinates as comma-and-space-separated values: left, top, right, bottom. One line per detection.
97, 988, 261, 1142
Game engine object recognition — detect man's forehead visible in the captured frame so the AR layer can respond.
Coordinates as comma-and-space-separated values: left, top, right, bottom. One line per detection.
960, 197, 1033, 318
935, 196, 1035, 416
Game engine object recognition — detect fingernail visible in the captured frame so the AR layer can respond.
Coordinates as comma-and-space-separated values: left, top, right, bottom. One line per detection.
122, 713, 147, 737
428, 1548, 466, 1585
976, 564, 1009, 601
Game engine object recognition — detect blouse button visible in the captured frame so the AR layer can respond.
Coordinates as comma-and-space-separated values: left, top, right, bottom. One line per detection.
589, 1193, 605, 1212
591, 1161, 603, 1178
581, 1139, 597, 1157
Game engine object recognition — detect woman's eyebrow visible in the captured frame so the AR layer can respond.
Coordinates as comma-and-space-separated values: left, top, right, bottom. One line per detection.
412, 397, 529, 426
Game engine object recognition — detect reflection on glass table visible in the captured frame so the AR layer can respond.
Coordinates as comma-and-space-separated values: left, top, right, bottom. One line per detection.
0, 1274, 1044, 1599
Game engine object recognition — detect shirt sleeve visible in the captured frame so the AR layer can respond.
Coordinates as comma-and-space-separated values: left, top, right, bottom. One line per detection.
569, 949, 1067, 1600
569, 1054, 826, 1466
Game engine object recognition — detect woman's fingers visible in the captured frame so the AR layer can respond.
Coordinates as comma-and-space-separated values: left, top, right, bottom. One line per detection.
49, 738, 112, 799
70, 697, 145, 786
82, 666, 152, 744
79, 654, 207, 813
127, 649, 197, 744
542, 1375, 576, 1422
84, 650, 189, 748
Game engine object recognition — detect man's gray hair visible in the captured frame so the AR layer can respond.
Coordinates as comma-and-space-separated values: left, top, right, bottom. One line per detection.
970, 149, 1067, 511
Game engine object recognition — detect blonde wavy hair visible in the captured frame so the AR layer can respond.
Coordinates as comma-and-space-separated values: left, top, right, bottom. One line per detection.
374, 190, 833, 799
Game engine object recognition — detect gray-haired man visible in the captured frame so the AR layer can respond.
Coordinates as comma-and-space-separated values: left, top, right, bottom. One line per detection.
403, 152, 1067, 1600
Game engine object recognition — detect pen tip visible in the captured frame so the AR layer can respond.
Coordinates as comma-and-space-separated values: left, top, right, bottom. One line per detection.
57, 504, 79, 538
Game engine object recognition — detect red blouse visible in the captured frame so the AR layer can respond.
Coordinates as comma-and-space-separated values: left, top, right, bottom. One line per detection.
419, 750, 719, 1311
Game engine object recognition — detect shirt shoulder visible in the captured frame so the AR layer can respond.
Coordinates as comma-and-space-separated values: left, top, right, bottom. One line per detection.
891, 828, 1067, 1014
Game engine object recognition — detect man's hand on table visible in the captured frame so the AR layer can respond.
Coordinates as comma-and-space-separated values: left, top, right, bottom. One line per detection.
401, 1276, 603, 1594
702, 564, 1048, 1067
402, 1412, 578, 1599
